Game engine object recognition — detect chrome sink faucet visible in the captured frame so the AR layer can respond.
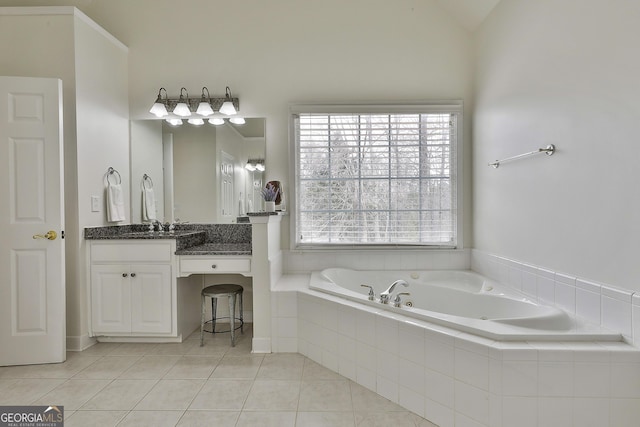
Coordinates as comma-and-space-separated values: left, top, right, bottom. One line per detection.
379, 279, 408, 304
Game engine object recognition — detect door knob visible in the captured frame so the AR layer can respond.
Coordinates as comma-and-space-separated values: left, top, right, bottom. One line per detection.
33, 230, 57, 240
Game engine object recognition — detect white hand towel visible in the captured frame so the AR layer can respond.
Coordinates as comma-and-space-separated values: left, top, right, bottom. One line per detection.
142, 187, 157, 221
107, 182, 126, 222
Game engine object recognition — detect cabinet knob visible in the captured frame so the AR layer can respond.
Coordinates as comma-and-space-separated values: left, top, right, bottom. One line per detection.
211, 264, 217, 269
122, 273, 128, 277
131, 273, 136, 278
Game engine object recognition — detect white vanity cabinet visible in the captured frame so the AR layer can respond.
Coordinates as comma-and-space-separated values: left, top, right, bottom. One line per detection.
89, 241, 176, 337
178, 257, 251, 276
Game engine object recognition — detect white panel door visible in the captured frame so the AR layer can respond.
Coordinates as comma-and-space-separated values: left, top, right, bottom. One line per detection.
0, 76, 65, 366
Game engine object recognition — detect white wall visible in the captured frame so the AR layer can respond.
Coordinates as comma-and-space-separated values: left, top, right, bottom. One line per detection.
73, 14, 129, 344
130, 120, 164, 223
77, 0, 474, 248
473, 0, 640, 292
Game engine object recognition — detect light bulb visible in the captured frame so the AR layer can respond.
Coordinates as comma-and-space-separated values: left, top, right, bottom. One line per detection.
173, 87, 191, 117
150, 102, 168, 117
188, 118, 204, 126
166, 118, 183, 126
208, 117, 225, 126
173, 102, 191, 117
219, 101, 236, 115
149, 88, 169, 117
219, 86, 237, 115
196, 87, 214, 116
229, 117, 246, 125
196, 101, 214, 116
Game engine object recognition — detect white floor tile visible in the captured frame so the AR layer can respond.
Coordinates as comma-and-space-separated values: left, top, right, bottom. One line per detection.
0, 324, 437, 427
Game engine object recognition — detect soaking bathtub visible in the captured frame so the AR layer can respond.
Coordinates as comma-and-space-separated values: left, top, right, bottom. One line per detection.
309, 268, 621, 341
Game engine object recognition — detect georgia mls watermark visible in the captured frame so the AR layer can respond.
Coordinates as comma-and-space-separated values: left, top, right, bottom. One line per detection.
0, 406, 63, 427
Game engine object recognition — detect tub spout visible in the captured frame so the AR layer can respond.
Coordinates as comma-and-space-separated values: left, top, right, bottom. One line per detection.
379, 279, 408, 304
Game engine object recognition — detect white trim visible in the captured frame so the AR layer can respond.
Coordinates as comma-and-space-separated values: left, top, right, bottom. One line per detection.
0, 6, 77, 16
66, 334, 97, 352
290, 103, 464, 250
290, 101, 463, 115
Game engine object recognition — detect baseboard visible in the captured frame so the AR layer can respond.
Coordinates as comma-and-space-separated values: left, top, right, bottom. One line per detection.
96, 335, 183, 343
66, 334, 97, 351
251, 337, 271, 353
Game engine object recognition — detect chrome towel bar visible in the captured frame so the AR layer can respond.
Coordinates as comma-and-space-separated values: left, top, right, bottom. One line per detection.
489, 144, 555, 168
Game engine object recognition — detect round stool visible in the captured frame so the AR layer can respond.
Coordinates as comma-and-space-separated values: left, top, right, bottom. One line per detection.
200, 284, 244, 347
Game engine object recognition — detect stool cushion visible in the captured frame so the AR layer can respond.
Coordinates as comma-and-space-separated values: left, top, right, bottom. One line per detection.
202, 284, 243, 296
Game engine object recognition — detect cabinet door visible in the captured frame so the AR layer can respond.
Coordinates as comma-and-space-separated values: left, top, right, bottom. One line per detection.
130, 264, 172, 334
91, 264, 131, 333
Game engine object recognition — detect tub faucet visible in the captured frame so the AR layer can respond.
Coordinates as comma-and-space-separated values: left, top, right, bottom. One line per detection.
360, 284, 375, 301
379, 279, 408, 304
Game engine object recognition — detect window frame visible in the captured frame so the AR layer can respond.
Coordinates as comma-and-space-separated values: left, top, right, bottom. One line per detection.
289, 102, 464, 251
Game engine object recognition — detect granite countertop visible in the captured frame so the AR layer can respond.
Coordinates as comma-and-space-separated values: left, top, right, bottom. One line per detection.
84, 224, 252, 255
175, 242, 252, 256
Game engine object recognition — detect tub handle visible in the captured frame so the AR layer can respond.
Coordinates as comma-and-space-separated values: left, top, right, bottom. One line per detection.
360, 284, 375, 301
392, 292, 410, 308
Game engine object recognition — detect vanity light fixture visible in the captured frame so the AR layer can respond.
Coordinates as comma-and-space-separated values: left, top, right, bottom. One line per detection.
229, 117, 246, 125
219, 86, 237, 115
196, 87, 214, 116
246, 159, 265, 172
172, 87, 191, 117
150, 86, 240, 120
149, 87, 169, 117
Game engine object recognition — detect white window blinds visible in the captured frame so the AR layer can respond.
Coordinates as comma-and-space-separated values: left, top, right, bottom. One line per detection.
294, 108, 459, 248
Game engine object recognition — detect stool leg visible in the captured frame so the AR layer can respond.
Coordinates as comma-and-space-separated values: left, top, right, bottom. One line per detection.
211, 297, 217, 333
239, 291, 244, 334
229, 294, 236, 347
200, 293, 205, 347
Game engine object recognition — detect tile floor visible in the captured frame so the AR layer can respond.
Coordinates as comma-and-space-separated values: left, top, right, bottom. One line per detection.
0, 325, 437, 427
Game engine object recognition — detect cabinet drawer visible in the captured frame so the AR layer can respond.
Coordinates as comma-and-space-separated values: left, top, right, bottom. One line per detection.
179, 257, 251, 274
91, 242, 173, 263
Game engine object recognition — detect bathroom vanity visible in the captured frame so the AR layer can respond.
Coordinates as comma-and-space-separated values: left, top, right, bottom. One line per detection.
84, 224, 252, 342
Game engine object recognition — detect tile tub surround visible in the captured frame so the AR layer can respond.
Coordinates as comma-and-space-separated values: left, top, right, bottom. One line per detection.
471, 249, 639, 346
271, 277, 640, 427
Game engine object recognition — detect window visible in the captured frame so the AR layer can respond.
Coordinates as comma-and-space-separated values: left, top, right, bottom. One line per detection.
292, 103, 461, 249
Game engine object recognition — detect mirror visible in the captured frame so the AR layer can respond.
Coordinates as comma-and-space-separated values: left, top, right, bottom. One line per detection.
130, 118, 266, 223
